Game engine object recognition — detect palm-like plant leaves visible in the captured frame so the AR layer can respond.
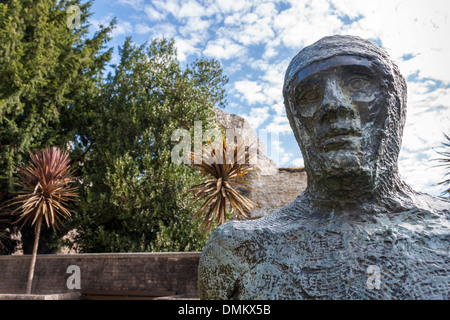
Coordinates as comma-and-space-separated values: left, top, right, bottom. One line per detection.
436, 133, 450, 195
187, 136, 254, 231
10, 147, 78, 231
8, 147, 78, 294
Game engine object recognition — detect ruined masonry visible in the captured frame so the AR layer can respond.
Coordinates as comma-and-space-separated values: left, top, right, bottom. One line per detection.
214, 107, 307, 218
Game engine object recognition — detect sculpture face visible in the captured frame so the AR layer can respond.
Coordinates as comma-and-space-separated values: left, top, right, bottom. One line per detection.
283, 35, 408, 198
289, 55, 386, 182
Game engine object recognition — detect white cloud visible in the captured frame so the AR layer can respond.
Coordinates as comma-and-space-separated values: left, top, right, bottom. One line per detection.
177, 0, 208, 19
270, 139, 293, 166
399, 107, 449, 196
203, 38, 246, 60
389, 78, 450, 196
273, 0, 342, 49
212, 2, 279, 48
227, 13, 276, 46
211, 0, 254, 14
117, 0, 144, 10
399, 148, 448, 196
241, 107, 271, 130
266, 115, 291, 135
244, 58, 290, 107
174, 36, 198, 61
402, 81, 450, 152
147, 23, 177, 40
233, 80, 266, 105
144, 5, 166, 21
335, 0, 450, 84
152, 0, 181, 17
135, 23, 151, 34
178, 17, 212, 42
262, 43, 278, 60
272, 101, 286, 117
89, 14, 114, 33
111, 20, 133, 37
292, 157, 305, 168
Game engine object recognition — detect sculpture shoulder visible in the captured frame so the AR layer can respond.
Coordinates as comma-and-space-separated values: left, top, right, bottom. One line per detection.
198, 209, 300, 299
404, 192, 450, 236
403, 192, 450, 229
198, 220, 267, 299
417, 193, 450, 212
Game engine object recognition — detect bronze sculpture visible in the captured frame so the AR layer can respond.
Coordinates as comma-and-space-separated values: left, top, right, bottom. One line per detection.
198, 35, 450, 299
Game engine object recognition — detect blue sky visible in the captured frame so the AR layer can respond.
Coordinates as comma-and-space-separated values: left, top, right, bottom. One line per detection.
87, 0, 450, 196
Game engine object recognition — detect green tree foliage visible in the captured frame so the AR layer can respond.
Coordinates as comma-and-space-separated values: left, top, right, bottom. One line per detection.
68, 37, 228, 252
0, 0, 114, 253
0, 0, 113, 195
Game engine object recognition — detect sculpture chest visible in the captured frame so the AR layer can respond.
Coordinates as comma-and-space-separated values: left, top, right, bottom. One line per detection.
231, 213, 449, 300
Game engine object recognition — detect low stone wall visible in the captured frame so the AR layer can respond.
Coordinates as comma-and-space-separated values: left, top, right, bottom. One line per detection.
0, 252, 201, 297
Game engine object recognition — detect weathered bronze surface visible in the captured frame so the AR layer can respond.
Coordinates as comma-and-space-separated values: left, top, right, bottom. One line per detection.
198, 35, 450, 299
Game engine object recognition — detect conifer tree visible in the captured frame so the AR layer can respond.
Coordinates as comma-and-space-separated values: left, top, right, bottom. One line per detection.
0, 0, 113, 194
0, 0, 114, 253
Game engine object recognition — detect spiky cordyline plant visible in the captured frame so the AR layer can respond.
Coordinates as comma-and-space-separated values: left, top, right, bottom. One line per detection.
9, 147, 78, 294
187, 136, 255, 232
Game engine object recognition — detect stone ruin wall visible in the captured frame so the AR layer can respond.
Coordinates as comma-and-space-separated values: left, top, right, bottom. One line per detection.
248, 168, 307, 218
214, 108, 307, 218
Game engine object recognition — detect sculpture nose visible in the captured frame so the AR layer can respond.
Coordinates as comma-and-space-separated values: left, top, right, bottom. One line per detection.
319, 76, 355, 124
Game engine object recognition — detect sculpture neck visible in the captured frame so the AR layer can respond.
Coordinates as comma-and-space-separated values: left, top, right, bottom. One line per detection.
304, 168, 404, 211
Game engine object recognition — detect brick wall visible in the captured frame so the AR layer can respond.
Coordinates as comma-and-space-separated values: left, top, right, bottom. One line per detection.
0, 252, 201, 297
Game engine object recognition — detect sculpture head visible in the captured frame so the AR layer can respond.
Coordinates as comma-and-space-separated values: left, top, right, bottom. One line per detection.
283, 35, 407, 199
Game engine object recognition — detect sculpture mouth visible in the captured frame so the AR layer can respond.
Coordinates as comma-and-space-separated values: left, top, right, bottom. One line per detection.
318, 128, 361, 151
321, 135, 360, 150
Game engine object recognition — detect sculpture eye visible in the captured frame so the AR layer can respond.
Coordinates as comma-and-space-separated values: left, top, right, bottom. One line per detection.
302, 90, 319, 101
350, 78, 369, 90
298, 84, 320, 103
